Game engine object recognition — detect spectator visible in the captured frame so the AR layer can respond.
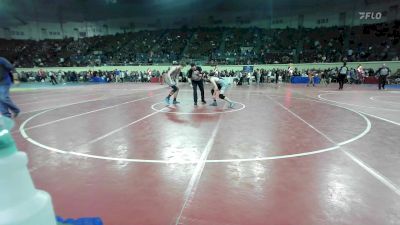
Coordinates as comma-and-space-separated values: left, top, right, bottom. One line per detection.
0, 57, 20, 118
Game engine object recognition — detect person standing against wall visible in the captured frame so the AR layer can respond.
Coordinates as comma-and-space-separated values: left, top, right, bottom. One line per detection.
275, 69, 279, 85
255, 69, 261, 85
288, 65, 294, 82
320, 70, 328, 86
120, 70, 125, 83
307, 70, 315, 87
356, 64, 365, 84
160, 70, 166, 85
0, 57, 20, 118
246, 72, 251, 86
49, 71, 58, 85
38, 69, 46, 82
338, 62, 348, 90
376, 63, 391, 90
267, 70, 272, 83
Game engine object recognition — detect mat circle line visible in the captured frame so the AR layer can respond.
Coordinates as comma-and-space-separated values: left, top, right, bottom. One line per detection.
319, 93, 400, 111
19, 95, 371, 164
369, 96, 400, 105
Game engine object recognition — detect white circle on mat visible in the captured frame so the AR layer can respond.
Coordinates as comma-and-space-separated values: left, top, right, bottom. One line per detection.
20, 96, 371, 164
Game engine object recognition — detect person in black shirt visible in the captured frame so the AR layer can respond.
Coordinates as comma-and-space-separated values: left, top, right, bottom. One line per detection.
187, 63, 206, 106
376, 63, 391, 90
49, 71, 58, 85
338, 62, 348, 90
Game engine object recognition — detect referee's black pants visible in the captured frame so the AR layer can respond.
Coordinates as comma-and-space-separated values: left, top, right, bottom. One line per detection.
378, 75, 387, 90
50, 76, 58, 85
192, 80, 205, 103
338, 74, 346, 89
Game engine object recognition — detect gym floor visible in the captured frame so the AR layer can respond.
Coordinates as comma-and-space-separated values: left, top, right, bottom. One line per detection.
10, 82, 400, 225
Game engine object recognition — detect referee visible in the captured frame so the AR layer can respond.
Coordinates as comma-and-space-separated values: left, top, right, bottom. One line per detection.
376, 63, 391, 90
188, 63, 206, 106
338, 62, 348, 90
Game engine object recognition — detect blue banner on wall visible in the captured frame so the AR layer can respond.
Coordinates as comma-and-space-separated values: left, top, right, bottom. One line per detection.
243, 65, 254, 73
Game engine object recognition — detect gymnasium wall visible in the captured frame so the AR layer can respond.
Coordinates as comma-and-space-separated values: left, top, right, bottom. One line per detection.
16, 61, 400, 74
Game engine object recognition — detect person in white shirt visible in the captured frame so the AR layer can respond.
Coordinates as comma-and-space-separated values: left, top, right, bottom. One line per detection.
49, 71, 58, 85
119, 70, 125, 83
208, 72, 235, 108
356, 64, 365, 84
255, 69, 261, 85
164, 63, 185, 105
288, 66, 294, 76
246, 72, 251, 86
267, 70, 272, 83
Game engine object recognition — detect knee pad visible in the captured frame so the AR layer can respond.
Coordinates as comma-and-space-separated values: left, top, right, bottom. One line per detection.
219, 94, 225, 99
211, 89, 215, 95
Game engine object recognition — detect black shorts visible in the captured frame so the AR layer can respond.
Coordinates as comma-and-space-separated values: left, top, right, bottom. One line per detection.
171, 85, 178, 92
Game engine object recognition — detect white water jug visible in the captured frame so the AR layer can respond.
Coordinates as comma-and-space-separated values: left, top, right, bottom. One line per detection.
0, 116, 56, 225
